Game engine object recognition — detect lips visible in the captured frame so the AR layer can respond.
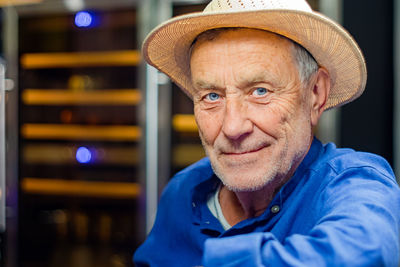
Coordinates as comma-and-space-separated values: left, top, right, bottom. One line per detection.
221, 144, 268, 155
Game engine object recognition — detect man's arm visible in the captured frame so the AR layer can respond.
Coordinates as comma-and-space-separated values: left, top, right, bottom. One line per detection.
203, 168, 400, 267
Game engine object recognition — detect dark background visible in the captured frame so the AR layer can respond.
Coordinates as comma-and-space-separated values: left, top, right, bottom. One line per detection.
341, 0, 394, 164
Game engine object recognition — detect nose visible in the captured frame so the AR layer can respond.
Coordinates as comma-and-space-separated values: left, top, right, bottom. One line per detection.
221, 97, 253, 141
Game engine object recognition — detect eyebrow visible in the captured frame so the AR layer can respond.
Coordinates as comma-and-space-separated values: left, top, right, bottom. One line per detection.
237, 70, 279, 88
192, 80, 220, 93
191, 69, 280, 93
251, 69, 278, 81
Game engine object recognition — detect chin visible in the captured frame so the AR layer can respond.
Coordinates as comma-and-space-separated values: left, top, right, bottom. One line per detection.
212, 165, 277, 192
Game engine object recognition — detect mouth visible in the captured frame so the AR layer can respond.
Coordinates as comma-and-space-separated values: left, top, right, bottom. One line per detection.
222, 144, 268, 156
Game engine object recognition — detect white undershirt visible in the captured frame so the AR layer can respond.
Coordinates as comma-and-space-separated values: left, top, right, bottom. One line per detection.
206, 184, 232, 231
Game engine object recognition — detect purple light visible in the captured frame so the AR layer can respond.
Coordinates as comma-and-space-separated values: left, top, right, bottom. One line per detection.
76, 147, 92, 163
74, 11, 93, 28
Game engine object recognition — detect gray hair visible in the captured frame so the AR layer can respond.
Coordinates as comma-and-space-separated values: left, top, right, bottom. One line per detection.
291, 41, 319, 85
191, 28, 319, 85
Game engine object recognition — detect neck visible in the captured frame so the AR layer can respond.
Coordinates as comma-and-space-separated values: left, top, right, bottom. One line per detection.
219, 178, 283, 226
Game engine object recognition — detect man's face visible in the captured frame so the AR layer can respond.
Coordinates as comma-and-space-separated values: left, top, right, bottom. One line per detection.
190, 29, 315, 192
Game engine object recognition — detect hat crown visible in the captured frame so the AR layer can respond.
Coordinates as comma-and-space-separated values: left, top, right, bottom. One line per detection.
204, 0, 312, 12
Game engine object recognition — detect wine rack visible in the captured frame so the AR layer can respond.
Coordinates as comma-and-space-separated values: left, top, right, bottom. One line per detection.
18, 9, 142, 267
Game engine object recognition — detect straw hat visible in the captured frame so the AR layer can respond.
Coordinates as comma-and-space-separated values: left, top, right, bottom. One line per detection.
142, 0, 367, 109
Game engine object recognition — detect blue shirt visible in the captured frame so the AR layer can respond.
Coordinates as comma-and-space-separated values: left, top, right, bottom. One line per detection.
134, 139, 400, 266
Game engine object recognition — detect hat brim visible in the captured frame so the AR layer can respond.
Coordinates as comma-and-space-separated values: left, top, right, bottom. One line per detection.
142, 9, 367, 110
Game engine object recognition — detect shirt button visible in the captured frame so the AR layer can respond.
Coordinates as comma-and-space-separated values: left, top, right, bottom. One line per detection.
271, 205, 280, 214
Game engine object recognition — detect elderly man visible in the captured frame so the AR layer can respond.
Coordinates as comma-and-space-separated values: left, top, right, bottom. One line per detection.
134, 0, 400, 266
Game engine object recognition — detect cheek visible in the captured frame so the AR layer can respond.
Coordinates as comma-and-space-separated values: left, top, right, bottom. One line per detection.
194, 108, 223, 145
248, 104, 288, 137
258, 91, 308, 128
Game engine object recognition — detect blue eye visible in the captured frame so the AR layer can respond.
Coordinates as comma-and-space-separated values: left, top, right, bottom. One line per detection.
253, 87, 268, 96
205, 92, 220, 101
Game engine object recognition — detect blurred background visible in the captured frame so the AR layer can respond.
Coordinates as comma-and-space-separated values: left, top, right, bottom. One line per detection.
0, 0, 398, 266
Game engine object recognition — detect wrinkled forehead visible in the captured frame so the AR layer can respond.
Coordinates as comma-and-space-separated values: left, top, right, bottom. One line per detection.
189, 28, 297, 68
189, 28, 297, 76
189, 28, 303, 92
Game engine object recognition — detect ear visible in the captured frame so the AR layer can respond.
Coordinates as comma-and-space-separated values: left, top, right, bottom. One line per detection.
310, 67, 331, 126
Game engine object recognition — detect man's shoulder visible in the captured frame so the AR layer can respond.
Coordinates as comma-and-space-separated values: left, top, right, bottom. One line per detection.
314, 142, 396, 182
172, 157, 214, 184
161, 157, 214, 197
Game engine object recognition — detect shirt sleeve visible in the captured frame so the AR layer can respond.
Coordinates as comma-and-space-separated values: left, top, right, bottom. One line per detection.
203, 167, 400, 267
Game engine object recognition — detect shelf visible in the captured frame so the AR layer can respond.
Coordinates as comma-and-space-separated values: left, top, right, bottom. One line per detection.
173, 144, 205, 166
23, 144, 139, 165
21, 178, 141, 199
22, 89, 142, 106
0, 0, 42, 6
20, 50, 141, 69
172, 114, 198, 133
21, 124, 141, 141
